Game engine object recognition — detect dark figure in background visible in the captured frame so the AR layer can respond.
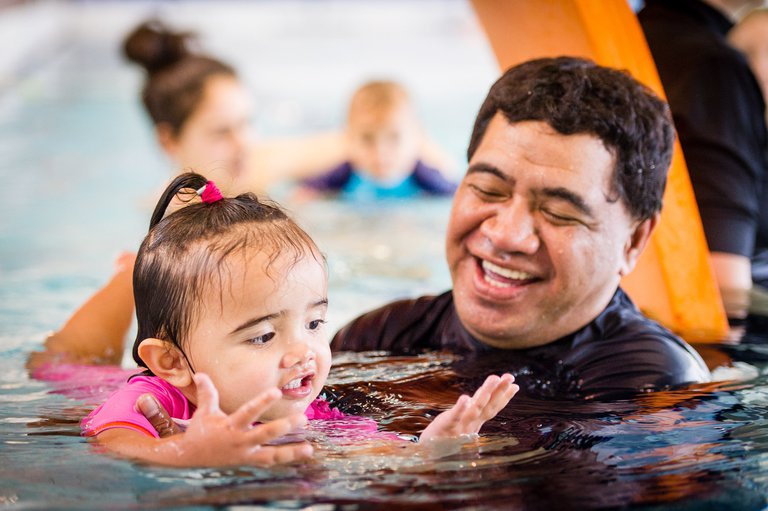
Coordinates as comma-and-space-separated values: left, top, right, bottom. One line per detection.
639, 0, 768, 321
332, 57, 710, 399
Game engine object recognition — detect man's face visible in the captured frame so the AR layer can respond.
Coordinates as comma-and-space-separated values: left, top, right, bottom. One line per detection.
446, 116, 650, 349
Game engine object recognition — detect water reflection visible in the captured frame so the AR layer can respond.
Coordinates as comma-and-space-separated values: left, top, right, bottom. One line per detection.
8, 346, 768, 509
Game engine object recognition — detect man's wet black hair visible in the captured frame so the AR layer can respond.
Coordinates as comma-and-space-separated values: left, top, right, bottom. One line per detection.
467, 56, 675, 221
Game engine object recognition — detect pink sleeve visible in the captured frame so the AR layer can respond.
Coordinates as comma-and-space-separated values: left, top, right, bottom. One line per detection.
306, 398, 403, 441
81, 376, 192, 439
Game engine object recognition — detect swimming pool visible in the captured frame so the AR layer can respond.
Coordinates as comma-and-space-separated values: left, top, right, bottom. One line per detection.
2, 1, 768, 509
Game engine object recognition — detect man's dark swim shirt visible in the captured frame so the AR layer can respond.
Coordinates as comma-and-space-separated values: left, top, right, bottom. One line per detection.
331, 289, 711, 399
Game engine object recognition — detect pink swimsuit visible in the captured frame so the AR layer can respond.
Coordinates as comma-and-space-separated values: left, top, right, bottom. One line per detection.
80, 374, 360, 438
34, 363, 384, 440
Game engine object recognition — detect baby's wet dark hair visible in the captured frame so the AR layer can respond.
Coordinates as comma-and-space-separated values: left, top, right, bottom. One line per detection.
132, 172, 320, 372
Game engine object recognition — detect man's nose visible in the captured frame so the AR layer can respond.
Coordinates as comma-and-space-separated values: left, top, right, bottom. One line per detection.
480, 196, 540, 255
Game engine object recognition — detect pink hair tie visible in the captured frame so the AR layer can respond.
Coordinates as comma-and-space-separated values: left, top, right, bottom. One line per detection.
196, 181, 223, 204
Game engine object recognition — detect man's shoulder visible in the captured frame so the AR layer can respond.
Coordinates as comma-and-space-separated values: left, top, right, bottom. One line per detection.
585, 289, 691, 348
331, 291, 454, 352
565, 290, 710, 396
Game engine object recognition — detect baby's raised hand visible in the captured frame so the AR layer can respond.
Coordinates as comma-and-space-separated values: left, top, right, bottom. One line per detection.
161, 373, 313, 467
419, 373, 518, 443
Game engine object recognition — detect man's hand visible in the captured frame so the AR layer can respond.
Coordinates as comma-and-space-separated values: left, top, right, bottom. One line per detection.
136, 393, 183, 437
419, 373, 518, 443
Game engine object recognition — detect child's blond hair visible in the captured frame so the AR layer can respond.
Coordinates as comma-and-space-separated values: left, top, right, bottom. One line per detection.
347, 80, 412, 122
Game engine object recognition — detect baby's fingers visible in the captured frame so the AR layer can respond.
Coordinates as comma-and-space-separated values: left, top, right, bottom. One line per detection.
245, 413, 308, 445
477, 374, 518, 421
192, 373, 221, 416
247, 442, 314, 467
447, 394, 471, 425
468, 374, 503, 411
230, 388, 283, 430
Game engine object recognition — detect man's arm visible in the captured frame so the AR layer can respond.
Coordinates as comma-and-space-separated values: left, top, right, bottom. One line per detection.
710, 252, 752, 320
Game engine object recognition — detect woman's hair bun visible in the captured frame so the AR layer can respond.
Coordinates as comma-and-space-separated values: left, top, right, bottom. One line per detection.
123, 20, 195, 73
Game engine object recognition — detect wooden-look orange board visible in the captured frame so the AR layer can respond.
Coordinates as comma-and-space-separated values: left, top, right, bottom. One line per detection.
470, 0, 728, 341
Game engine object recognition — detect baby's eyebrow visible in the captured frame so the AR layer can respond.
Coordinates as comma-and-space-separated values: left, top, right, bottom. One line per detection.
231, 299, 328, 334
231, 313, 280, 335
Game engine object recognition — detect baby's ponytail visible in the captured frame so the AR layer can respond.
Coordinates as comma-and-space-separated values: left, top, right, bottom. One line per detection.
148, 173, 210, 229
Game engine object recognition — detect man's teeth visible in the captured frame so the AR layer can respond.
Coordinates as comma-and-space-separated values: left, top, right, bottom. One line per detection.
283, 377, 303, 390
482, 260, 534, 283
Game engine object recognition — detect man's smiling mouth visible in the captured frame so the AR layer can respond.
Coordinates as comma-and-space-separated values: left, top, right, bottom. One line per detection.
481, 259, 537, 287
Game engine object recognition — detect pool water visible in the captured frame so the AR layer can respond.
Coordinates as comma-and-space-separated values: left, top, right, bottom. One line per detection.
2, 1, 768, 510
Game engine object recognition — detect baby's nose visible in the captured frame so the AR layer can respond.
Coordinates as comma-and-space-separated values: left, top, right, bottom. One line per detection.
282, 345, 316, 368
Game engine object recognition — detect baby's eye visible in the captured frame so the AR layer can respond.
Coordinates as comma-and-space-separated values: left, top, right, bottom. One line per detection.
307, 319, 327, 331
247, 332, 275, 345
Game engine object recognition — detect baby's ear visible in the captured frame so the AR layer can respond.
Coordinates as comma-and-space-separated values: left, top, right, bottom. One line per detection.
137, 338, 193, 388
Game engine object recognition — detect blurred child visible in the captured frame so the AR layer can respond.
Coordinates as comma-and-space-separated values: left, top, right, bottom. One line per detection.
302, 81, 457, 200
81, 172, 518, 467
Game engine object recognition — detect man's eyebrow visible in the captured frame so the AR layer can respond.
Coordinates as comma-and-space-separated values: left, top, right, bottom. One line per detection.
466, 162, 510, 181
540, 187, 594, 217
230, 298, 328, 335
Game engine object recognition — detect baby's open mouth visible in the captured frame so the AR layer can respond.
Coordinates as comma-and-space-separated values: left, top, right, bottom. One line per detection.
281, 373, 314, 396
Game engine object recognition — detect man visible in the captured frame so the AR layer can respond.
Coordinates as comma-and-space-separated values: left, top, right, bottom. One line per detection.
331, 57, 710, 399
639, 0, 768, 320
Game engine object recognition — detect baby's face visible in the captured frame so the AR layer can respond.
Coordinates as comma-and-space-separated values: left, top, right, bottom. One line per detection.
347, 104, 421, 184
182, 249, 331, 421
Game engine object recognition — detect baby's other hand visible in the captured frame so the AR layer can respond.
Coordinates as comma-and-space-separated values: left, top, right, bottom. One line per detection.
419, 373, 518, 443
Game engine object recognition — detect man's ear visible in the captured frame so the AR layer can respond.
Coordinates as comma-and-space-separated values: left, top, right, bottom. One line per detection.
619, 214, 659, 277
137, 338, 194, 388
